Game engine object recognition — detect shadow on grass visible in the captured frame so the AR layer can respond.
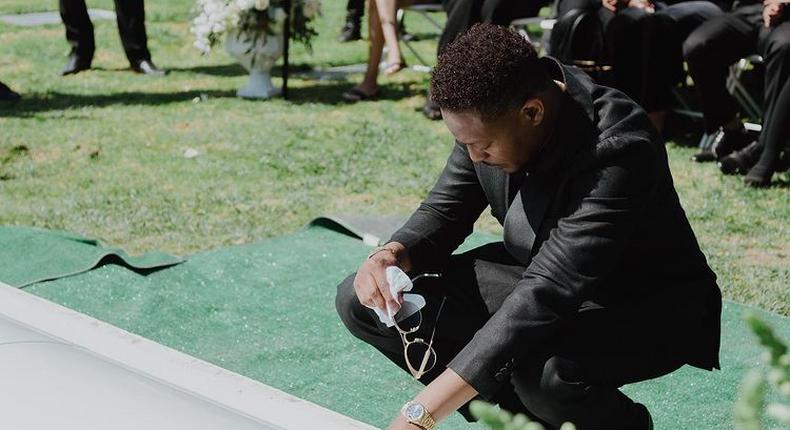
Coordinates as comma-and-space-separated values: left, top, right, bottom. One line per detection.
285, 82, 414, 105
0, 81, 417, 115
168, 62, 324, 77
0, 89, 236, 117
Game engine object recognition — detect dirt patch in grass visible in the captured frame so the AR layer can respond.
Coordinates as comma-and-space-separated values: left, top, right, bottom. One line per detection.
743, 246, 787, 267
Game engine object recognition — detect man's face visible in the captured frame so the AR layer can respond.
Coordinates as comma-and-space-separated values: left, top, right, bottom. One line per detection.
441, 103, 545, 174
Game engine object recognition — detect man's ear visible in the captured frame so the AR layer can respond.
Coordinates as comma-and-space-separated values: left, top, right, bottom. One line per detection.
520, 98, 545, 126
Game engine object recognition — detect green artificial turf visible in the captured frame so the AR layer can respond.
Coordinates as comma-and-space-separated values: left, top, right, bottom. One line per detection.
0, 226, 182, 287
17, 224, 787, 430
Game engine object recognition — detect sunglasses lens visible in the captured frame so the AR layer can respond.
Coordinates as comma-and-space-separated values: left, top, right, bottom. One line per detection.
405, 341, 437, 374
394, 306, 422, 333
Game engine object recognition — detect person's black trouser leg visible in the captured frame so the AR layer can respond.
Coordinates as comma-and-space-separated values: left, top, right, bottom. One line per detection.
557, 0, 597, 15
346, 0, 366, 22
439, 0, 482, 54
750, 79, 790, 179
744, 20, 790, 177
114, 0, 151, 65
59, 0, 95, 60
638, 1, 722, 112
683, 5, 762, 133
438, 0, 548, 54
336, 243, 687, 429
757, 19, 790, 143
510, 306, 686, 429
480, 0, 547, 26
605, 7, 651, 106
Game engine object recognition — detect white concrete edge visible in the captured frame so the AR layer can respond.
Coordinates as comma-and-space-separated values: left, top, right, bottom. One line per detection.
0, 282, 378, 430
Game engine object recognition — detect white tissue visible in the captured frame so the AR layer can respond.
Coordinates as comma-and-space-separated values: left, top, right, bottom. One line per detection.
367, 266, 426, 327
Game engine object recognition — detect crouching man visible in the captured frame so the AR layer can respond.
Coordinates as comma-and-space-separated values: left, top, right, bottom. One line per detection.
336, 24, 721, 430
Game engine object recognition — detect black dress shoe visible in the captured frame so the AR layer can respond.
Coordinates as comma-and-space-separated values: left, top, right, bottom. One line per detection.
132, 59, 168, 76
0, 81, 21, 104
744, 148, 789, 187
61, 53, 92, 76
719, 140, 761, 175
711, 125, 752, 160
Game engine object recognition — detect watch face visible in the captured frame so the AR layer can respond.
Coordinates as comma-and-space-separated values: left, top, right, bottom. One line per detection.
405, 403, 425, 421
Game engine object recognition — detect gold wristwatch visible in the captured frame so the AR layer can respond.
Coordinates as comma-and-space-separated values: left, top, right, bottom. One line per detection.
401, 400, 436, 430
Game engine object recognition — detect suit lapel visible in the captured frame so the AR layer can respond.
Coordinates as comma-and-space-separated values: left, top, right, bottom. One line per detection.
503, 172, 553, 266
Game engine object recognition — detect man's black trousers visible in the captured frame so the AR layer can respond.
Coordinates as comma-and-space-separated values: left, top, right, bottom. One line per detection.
684, 4, 790, 134
346, 0, 365, 22
336, 243, 696, 430
554, 0, 723, 113
59, 0, 151, 65
438, 0, 549, 54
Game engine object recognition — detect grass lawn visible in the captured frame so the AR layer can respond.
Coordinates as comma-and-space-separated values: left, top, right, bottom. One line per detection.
0, 0, 787, 317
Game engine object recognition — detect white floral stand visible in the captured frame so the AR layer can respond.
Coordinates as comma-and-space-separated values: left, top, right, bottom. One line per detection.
225, 29, 284, 100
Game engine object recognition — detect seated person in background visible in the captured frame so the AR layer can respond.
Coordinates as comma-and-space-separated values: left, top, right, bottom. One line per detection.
554, 0, 724, 134
342, 0, 428, 102
734, 74, 790, 186
0, 81, 21, 103
336, 24, 721, 430
423, 0, 551, 119
683, 0, 789, 181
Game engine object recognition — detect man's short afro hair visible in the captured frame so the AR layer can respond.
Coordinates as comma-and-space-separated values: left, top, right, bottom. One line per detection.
431, 23, 550, 119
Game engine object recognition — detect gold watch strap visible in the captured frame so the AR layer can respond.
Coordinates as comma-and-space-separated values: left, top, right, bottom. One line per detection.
402, 401, 436, 430
417, 412, 436, 430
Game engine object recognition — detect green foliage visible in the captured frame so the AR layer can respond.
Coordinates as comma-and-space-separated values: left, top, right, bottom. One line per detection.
469, 400, 576, 430
734, 313, 790, 429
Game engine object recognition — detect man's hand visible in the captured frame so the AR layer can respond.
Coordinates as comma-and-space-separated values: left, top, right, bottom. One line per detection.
764, 1, 786, 27
353, 242, 410, 315
603, 0, 654, 12
628, 0, 655, 13
386, 369, 479, 430
602, 0, 619, 12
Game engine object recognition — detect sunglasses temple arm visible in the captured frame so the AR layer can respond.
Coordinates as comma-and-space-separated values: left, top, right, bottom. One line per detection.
410, 273, 441, 283
427, 296, 447, 344
416, 349, 432, 379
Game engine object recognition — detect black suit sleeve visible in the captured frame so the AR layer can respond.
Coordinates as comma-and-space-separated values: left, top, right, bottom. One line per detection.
447, 137, 657, 400
390, 142, 488, 270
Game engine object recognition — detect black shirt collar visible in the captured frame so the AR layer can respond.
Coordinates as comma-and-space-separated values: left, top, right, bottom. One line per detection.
521, 57, 596, 176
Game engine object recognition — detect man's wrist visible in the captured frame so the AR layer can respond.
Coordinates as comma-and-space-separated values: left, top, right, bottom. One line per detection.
367, 245, 399, 264
369, 241, 412, 271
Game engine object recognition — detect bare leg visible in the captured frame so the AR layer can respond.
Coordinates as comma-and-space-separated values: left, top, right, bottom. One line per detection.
349, 0, 414, 98
354, 0, 386, 95
374, 0, 408, 74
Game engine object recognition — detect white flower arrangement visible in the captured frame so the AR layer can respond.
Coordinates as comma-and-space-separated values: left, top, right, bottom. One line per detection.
192, 0, 321, 54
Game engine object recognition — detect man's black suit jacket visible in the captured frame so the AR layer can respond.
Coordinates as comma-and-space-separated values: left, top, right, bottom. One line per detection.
390, 57, 722, 400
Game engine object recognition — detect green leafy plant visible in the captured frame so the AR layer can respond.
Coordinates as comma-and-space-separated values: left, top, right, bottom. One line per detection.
734, 312, 790, 429
469, 400, 576, 430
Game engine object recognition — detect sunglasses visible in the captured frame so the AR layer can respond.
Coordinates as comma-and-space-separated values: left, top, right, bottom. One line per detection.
392, 273, 445, 380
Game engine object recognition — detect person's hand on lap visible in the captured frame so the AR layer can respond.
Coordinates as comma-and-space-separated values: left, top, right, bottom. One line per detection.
602, 0, 620, 12
628, 0, 655, 13
763, 0, 785, 27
